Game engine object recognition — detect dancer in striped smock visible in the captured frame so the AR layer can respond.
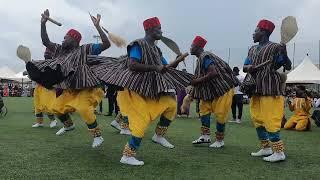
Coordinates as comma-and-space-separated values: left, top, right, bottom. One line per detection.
90, 17, 193, 165
26, 10, 111, 148
189, 36, 239, 148
243, 19, 291, 162
31, 48, 57, 129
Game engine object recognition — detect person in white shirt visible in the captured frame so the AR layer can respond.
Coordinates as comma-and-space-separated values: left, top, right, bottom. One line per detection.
314, 97, 320, 108
230, 67, 245, 123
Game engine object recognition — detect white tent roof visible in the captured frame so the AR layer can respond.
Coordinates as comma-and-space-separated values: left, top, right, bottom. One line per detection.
286, 56, 320, 84
0, 66, 16, 79
239, 68, 246, 77
0, 67, 31, 82
11, 71, 31, 82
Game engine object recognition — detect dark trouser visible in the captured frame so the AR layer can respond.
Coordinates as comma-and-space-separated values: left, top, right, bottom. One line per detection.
196, 99, 200, 114
108, 93, 119, 115
231, 94, 243, 119
99, 101, 103, 113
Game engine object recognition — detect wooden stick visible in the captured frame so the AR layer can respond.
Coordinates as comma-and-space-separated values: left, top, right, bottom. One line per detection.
255, 60, 272, 69
176, 53, 189, 65
41, 14, 62, 26
101, 26, 109, 33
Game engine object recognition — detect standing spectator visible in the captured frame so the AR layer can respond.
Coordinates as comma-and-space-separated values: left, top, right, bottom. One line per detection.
3, 84, 9, 97
105, 84, 119, 116
0, 84, 3, 97
230, 67, 245, 123
13, 84, 19, 97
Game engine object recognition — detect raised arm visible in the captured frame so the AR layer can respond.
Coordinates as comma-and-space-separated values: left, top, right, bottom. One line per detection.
166, 53, 189, 69
90, 14, 111, 51
41, 9, 56, 50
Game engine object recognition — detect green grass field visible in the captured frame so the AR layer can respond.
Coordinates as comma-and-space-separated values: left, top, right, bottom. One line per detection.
0, 97, 319, 180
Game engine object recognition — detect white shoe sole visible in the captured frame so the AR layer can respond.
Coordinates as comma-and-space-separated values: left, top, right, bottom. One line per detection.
50, 124, 57, 128
151, 137, 175, 149
120, 159, 144, 166
32, 125, 44, 128
251, 153, 273, 157
110, 124, 121, 131
152, 139, 174, 149
120, 131, 131, 135
209, 145, 224, 148
56, 126, 75, 136
92, 138, 104, 148
192, 140, 211, 145
263, 157, 286, 162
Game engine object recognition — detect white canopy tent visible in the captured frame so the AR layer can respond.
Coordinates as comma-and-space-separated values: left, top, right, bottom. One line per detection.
239, 68, 247, 77
0, 67, 31, 82
286, 56, 320, 84
0, 66, 17, 79
10, 71, 31, 82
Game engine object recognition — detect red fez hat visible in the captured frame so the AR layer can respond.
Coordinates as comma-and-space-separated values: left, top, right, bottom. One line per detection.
143, 17, 161, 30
66, 29, 82, 43
192, 36, 207, 48
257, 19, 275, 33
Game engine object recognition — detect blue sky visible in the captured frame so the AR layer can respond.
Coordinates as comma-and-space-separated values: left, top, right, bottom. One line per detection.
1, 0, 319, 72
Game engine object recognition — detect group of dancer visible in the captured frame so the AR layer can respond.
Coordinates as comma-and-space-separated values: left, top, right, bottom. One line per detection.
21, 9, 292, 166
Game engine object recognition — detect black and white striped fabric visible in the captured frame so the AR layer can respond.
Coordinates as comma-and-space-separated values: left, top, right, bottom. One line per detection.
89, 39, 193, 99
191, 51, 238, 101
245, 42, 283, 96
27, 43, 101, 89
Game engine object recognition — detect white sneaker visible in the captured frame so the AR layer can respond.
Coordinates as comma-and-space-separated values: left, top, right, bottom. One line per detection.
49, 120, 58, 128
151, 134, 174, 149
263, 152, 286, 162
251, 148, 273, 157
55, 125, 75, 136
32, 123, 44, 128
229, 119, 237, 123
120, 155, 144, 166
120, 129, 131, 135
92, 136, 104, 148
192, 135, 211, 144
236, 119, 242, 124
209, 140, 225, 148
110, 120, 121, 131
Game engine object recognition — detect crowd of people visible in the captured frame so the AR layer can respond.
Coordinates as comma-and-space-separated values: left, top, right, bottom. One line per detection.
0, 83, 28, 97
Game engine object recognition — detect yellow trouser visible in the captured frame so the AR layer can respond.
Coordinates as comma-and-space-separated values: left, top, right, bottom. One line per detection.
34, 85, 56, 114
52, 88, 104, 125
284, 97, 311, 131
250, 96, 284, 133
117, 89, 177, 138
284, 114, 310, 131
199, 89, 234, 123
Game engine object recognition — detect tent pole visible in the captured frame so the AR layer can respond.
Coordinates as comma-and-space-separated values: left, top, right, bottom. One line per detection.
22, 78, 24, 96
292, 43, 295, 69
228, 48, 230, 65
318, 40, 320, 92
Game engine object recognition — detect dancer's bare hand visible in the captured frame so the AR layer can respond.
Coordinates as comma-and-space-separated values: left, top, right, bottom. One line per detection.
41, 9, 50, 23
247, 65, 257, 73
90, 14, 101, 27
